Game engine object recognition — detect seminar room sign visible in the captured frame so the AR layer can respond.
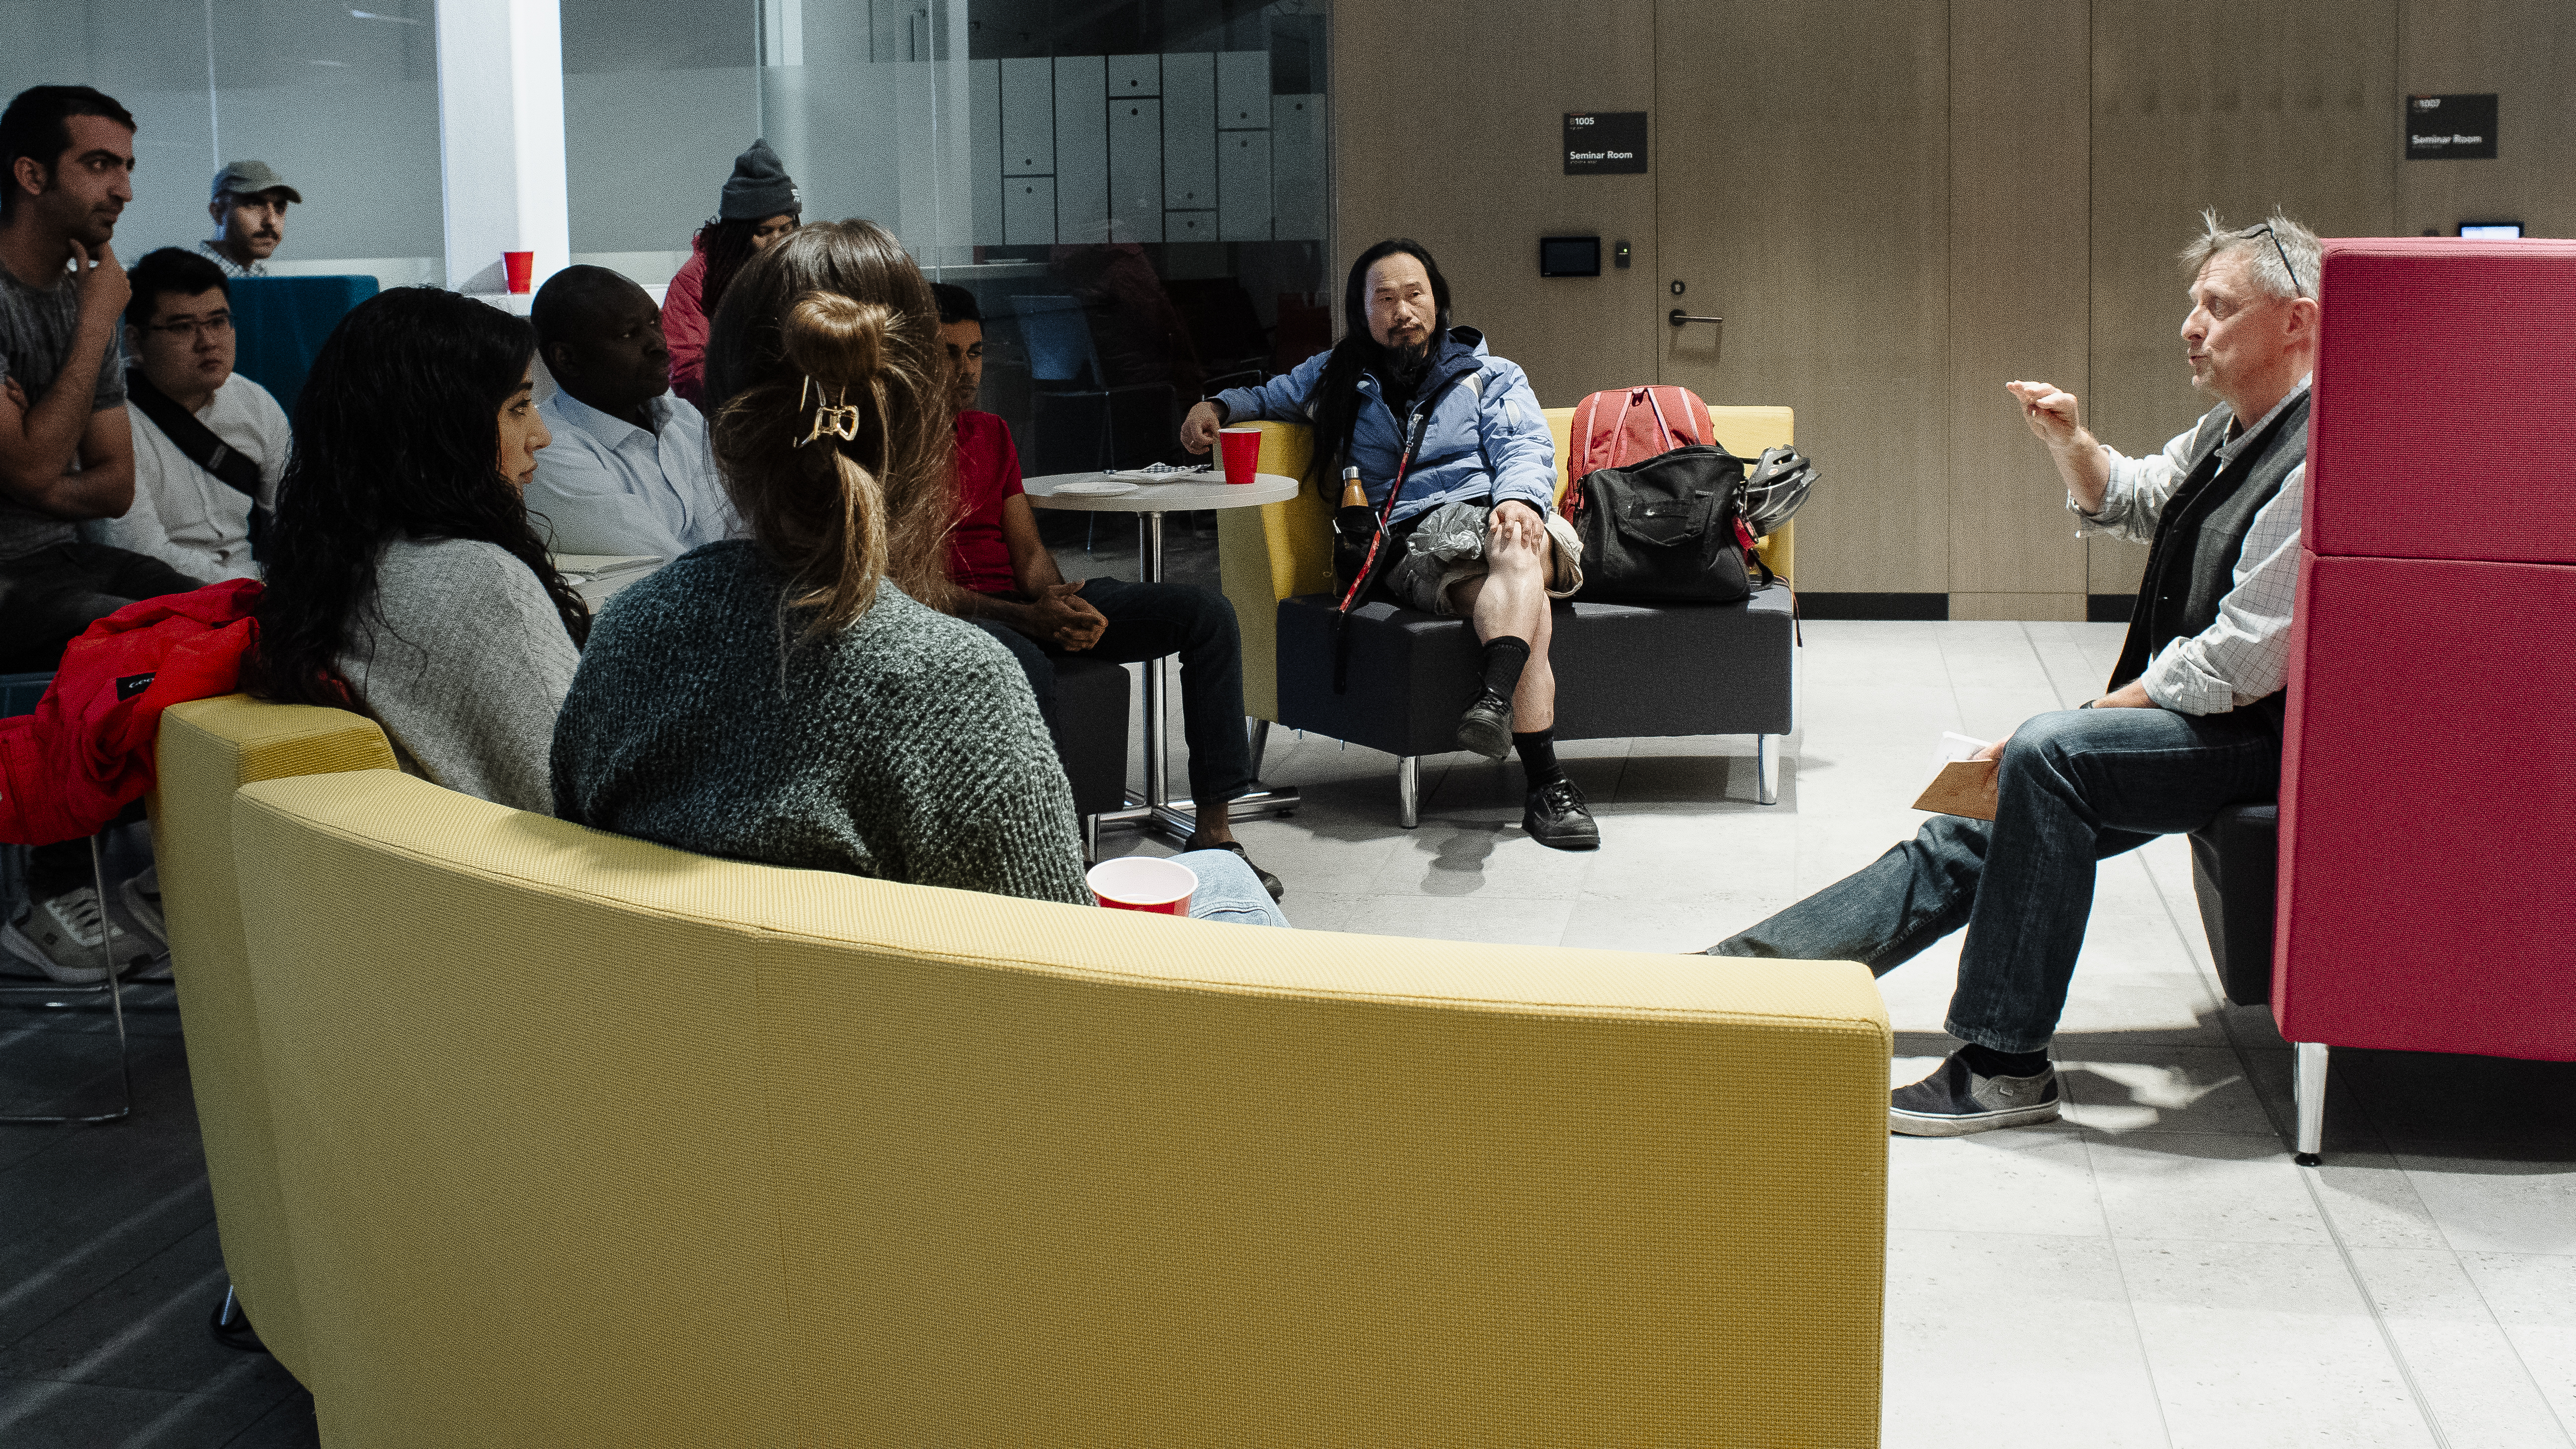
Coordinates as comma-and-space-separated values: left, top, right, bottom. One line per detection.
1565, 112, 1647, 175
2407, 94, 2499, 160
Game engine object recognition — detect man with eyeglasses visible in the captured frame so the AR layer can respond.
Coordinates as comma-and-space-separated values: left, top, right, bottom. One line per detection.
82, 247, 288, 583
1704, 211, 2323, 1138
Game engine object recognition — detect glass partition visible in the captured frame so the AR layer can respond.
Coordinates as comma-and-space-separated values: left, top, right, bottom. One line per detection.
559, 0, 1330, 468
949, 0, 1333, 471
561, 0, 760, 290
0, 0, 445, 289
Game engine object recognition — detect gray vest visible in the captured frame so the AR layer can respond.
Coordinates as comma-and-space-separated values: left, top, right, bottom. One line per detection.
2108, 392, 2310, 722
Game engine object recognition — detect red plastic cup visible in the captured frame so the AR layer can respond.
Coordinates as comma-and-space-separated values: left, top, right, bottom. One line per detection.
1218, 426, 1262, 484
503, 250, 535, 294
1088, 857, 1196, 915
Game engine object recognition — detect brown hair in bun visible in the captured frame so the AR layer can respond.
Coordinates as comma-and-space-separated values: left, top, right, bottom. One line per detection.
705, 219, 957, 635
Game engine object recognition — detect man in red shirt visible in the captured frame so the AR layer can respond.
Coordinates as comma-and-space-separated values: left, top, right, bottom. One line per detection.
934, 285, 1278, 898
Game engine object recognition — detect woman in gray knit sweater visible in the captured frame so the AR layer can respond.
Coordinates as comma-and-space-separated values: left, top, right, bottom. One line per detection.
551, 222, 1282, 923
248, 288, 589, 813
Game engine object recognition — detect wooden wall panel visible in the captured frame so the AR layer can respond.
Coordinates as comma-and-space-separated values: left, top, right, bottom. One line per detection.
2088, 0, 2400, 596
1330, 2, 2568, 617
1946, 0, 2091, 601
1654, 0, 1951, 595
2396, 0, 2576, 240
1329, 2, 1661, 407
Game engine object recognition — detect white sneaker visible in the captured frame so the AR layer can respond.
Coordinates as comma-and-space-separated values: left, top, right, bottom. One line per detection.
117, 865, 166, 948
4, 887, 146, 985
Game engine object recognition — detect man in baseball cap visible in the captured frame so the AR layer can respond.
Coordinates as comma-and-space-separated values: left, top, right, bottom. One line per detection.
199, 161, 301, 279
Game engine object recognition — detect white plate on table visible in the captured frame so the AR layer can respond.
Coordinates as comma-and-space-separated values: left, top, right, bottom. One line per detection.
1051, 479, 1141, 497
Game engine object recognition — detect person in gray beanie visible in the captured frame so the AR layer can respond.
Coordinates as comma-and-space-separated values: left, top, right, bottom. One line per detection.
661, 139, 802, 407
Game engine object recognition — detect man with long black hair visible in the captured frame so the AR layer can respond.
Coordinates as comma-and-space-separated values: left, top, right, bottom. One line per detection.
1182, 240, 1594, 850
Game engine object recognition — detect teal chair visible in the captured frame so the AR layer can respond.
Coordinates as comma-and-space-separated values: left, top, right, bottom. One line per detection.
228, 275, 380, 416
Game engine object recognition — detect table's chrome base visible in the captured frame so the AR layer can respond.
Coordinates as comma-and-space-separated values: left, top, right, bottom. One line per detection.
1088, 784, 1301, 848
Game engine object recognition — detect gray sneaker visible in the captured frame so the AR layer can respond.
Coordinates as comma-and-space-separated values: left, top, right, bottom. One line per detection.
1888, 1049, 2061, 1136
4, 887, 147, 985
118, 865, 166, 948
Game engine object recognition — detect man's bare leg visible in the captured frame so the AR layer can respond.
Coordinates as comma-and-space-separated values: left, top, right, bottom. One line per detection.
1451, 531, 1553, 731
1449, 514, 1595, 847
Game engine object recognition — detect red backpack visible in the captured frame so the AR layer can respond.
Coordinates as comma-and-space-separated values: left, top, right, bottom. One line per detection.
1563, 385, 1719, 500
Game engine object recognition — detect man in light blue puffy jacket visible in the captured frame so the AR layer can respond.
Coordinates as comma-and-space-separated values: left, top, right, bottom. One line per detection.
1180, 239, 1595, 849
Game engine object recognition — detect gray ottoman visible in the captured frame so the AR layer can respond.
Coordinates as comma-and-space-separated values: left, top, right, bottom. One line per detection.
1273, 584, 1796, 824
1046, 654, 1132, 822
2188, 801, 2279, 1007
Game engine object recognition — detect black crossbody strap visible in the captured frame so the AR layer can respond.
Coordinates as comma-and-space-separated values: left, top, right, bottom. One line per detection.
125, 368, 266, 503
1330, 368, 1475, 694
1336, 368, 1475, 615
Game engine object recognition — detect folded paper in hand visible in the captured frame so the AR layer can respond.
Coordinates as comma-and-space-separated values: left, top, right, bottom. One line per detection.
1913, 731, 1998, 821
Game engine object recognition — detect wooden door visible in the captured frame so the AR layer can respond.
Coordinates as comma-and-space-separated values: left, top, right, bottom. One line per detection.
1651, 0, 1952, 598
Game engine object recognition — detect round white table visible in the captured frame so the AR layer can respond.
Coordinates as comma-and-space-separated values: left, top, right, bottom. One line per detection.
1024, 469, 1302, 844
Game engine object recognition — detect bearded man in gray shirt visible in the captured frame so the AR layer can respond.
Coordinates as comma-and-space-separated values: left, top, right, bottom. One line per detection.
1704, 212, 2324, 1138
1, 85, 198, 983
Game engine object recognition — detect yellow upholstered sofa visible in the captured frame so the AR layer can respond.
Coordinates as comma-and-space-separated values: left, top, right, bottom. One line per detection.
155, 693, 1890, 1446
1216, 407, 1798, 820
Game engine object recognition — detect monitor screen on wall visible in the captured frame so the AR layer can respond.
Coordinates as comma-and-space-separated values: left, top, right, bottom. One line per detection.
1539, 236, 1601, 277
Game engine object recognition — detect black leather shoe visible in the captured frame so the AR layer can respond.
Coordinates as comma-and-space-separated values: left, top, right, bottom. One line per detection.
1185, 835, 1285, 901
1455, 688, 1514, 759
1522, 777, 1600, 850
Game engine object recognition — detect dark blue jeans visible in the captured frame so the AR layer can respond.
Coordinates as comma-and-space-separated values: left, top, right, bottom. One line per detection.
1712, 706, 2281, 1053
974, 577, 1255, 807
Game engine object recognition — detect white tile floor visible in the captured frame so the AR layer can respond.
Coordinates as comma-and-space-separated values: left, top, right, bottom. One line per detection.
1103, 619, 2576, 1449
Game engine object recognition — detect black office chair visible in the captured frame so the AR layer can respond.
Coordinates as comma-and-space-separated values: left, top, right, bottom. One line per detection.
1009, 295, 1173, 475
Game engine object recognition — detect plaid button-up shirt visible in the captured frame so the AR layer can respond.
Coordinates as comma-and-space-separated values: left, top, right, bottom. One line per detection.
195, 241, 268, 279
2074, 376, 2310, 716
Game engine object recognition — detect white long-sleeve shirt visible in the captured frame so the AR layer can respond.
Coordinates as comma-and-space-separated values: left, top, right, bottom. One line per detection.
81, 373, 289, 583
524, 391, 736, 563
2074, 377, 2309, 716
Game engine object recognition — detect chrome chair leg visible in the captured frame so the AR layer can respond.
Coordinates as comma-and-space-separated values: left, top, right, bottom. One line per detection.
1755, 734, 1779, 806
2293, 1042, 2329, 1165
1396, 756, 1420, 829
209, 1283, 267, 1353
0, 832, 134, 1125
1247, 719, 1271, 781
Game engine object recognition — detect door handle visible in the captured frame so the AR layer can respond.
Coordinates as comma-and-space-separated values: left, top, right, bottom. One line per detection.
1667, 310, 1722, 362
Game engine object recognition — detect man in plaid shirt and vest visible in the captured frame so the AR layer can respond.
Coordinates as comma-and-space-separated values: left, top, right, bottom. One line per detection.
1705, 211, 2323, 1137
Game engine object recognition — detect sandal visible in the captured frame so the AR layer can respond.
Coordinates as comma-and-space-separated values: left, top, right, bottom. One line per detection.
1183, 835, 1285, 901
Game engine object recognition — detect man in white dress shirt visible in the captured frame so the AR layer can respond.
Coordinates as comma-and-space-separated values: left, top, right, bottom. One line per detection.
524, 265, 733, 562
1704, 211, 2324, 1137
82, 246, 286, 582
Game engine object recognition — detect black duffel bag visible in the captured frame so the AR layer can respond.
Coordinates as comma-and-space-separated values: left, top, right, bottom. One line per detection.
1566, 444, 1764, 604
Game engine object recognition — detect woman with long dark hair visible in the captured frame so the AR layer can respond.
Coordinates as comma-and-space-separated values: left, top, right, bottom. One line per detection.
1176, 239, 1599, 850
661, 140, 802, 408
552, 220, 1284, 924
249, 287, 588, 813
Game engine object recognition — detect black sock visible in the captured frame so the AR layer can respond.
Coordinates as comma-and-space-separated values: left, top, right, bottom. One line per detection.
1514, 729, 1564, 789
1479, 636, 1530, 701
1959, 1043, 2051, 1078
